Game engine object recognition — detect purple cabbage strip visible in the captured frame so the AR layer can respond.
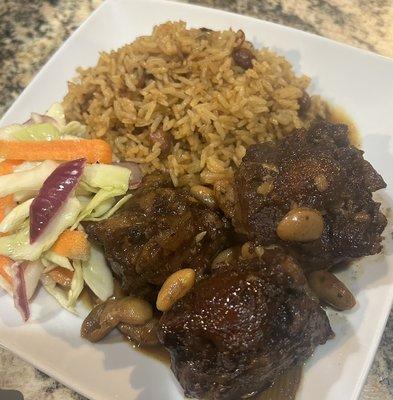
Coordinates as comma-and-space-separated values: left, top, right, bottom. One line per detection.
29, 158, 86, 243
11, 261, 30, 322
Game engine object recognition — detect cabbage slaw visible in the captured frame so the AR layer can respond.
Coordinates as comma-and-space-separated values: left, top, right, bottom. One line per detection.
0, 104, 138, 320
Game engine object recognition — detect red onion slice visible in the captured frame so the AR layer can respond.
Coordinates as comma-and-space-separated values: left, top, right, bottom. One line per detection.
23, 113, 61, 130
115, 162, 143, 189
30, 158, 86, 243
10, 261, 30, 321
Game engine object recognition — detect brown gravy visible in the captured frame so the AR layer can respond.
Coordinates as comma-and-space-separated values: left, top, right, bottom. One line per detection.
126, 336, 302, 400
122, 106, 354, 400
81, 107, 356, 399
327, 104, 361, 148
129, 342, 171, 366
254, 367, 303, 400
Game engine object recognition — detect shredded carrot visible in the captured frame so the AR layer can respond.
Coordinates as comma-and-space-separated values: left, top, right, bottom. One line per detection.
0, 160, 22, 223
52, 229, 90, 261
0, 160, 23, 175
0, 195, 16, 223
0, 163, 20, 284
0, 255, 13, 285
47, 267, 74, 289
0, 139, 112, 164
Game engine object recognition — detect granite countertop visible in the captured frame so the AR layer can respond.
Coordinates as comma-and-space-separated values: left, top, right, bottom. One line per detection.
0, 0, 392, 399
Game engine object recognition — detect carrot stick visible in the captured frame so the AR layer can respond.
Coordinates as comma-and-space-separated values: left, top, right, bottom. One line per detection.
47, 267, 74, 289
0, 160, 21, 224
0, 139, 113, 164
0, 255, 13, 285
0, 195, 16, 223
0, 164, 20, 287
51, 229, 90, 261
0, 160, 23, 175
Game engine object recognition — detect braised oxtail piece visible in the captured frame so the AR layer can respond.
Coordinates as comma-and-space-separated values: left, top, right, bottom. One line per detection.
83, 173, 230, 302
158, 248, 333, 400
231, 120, 386, 270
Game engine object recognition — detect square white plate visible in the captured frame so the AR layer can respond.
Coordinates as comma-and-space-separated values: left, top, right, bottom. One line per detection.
1, 0, 393, 399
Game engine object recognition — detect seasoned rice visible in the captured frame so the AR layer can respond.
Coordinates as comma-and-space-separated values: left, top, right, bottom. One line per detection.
63, 21, 328, 187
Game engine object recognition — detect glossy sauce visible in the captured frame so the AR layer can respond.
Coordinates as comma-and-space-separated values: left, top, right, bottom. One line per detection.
254, 367, 303, 400
81, 106, 355, 400
327, 104, 361, 147
245, 105, 354, 400
128, 335, 301, 400
128, 342, 171, 366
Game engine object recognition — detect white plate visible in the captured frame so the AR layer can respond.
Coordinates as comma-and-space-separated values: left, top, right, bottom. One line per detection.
1, 0, 393, 399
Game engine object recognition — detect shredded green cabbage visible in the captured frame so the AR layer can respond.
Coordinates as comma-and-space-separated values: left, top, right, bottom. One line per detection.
41, 274, 77, 314
46, 103, 86, 137
41, 258, 55, 272
0, 275, 12, 295
13, 191, 38, 202
0, 197, 81, 261
68, 260, 84, 308
8, 123, 60, 141
77, 181, 99, 194
41, 259, 83, 312
0, 160, 58, 197
0, 198, 32, 234
43, 251, 73, 271
71, 164, 131, 228
61, 122, 86, 138
84, 193, 132, 222
82, 243, 114, 301
82, 164, 131, 191
0, 103, 136, 315
72, 189, 118, 229
45, 103, 66, 126
0, 124, 26, 140
13, 161, 42, 173
24, 261, 44, 300
0, 103, 85, 144
89, 197, 116, 218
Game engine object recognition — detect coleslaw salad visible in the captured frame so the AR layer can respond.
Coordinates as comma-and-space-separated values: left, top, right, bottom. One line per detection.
0, 103, 140, 320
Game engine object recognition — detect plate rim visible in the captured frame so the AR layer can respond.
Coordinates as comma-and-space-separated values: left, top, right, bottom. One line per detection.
0, 1, 392, 400
2, 0, 393, 125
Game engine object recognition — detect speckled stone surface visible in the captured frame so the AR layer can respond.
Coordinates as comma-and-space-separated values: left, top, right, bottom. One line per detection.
0, 1, 392, 399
